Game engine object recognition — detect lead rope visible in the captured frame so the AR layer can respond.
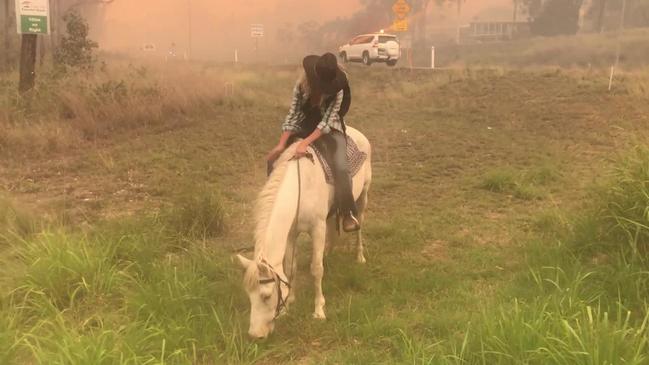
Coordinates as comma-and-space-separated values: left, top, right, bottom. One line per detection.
287, 157, 301, 291
273, 157, 302, 319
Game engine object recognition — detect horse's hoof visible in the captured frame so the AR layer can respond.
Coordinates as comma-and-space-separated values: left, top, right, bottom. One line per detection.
312, 312, 326, 320
357, 256, 366, 264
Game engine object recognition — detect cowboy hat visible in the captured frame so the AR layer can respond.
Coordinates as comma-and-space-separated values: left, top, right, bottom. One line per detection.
303, 53, 347, 95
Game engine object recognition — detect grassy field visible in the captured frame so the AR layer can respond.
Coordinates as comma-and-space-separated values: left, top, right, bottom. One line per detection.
2, 61, 649, 364
429, 28, 649, 69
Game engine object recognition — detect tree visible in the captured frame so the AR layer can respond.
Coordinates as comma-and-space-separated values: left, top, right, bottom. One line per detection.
519, 0, 545, 19
2, 0, 10, 71
527, 0, 585, 36
2, 0, 20, 72
53, 0, 115, 49
596, 0, 609, 32
54, 11, 98, 69
432, 0, 466, 44
608, 0, 649, 28
407, 0, 433, 44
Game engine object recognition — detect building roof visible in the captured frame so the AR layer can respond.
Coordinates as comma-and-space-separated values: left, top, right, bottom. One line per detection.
471, 5, 527, 24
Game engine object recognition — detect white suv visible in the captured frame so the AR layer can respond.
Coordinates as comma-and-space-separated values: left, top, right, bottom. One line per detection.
338, 33, 401, 67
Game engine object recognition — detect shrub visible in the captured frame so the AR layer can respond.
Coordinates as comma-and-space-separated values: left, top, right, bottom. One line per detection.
165, 187, 227, 239
0, 197, 37, 244
54, 11, 98, 70
599, 145, 649, 250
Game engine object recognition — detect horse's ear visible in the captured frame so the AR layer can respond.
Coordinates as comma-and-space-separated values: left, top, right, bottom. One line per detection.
236, 254, 252, 269
257, 262, 271, 276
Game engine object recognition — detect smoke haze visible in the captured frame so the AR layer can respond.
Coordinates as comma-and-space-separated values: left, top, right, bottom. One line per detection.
95, 0, 517, 61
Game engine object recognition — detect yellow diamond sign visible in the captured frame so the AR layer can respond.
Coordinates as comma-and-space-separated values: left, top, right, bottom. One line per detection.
393, 0, 411, 20
392, 19, 409, 32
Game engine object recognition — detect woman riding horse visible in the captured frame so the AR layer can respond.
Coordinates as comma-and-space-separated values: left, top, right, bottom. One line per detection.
266, 53, 360, 232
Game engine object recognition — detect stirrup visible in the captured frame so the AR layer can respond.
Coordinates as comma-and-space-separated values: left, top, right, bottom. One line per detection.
342, 214, 360, 233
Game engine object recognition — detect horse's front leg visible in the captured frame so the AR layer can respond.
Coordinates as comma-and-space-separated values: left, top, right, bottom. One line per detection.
311, 221, 327, 320
284, 228, 299, 305
325, 216, 338, 255
355, 188, 369, 264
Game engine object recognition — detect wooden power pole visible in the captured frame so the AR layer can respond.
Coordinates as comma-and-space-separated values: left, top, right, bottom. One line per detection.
597, 0, 608, 33
19, 34, 38, 93
608, 0, 627, 91
455, 0, 464, 45
2, 0, 10, 72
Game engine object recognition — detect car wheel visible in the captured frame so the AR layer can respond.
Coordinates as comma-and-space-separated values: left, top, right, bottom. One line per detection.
387, 60, 398, 67
341, 52, 348, 63
362, 52, 372, 66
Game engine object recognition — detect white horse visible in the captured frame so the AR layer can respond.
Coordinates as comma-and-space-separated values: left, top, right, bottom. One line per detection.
236, 127, 372, 339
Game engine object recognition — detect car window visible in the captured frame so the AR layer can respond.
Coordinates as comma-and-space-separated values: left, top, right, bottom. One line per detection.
350, 37, 362, 45
362, 36, 376, 44
379, 36, 397, 44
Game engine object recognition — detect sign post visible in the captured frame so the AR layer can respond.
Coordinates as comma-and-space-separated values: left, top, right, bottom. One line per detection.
15, 0, 50, 93
16, 0, 50, 34
392, 0, 411, 32
392, 0, 411, 68
250, 24, 264, 63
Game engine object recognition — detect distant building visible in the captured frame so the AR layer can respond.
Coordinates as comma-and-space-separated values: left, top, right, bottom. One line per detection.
466, 21, 531, 42
463, 6, 531, 42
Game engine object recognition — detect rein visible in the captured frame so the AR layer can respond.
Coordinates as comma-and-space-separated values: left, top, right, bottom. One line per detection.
258, 155, 307, 320
258, 269, 291, 320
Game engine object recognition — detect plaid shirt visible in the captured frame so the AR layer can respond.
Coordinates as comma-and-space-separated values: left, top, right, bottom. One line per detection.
282, 82, 344, 135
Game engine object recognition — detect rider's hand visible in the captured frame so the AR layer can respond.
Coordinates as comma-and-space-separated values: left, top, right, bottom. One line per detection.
295, 141, 309, 158
266, 144, 286, 162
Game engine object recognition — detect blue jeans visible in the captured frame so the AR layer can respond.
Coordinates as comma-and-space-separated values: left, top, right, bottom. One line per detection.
323, 130, 358, 216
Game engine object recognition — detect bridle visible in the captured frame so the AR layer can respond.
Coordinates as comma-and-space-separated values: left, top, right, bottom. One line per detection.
258, 262, 291, 320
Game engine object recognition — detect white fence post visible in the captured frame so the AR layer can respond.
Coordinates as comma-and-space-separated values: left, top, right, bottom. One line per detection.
431, 46, 436, 69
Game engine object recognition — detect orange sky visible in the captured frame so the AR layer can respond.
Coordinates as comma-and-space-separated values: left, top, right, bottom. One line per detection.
100, 1, 363, 56
97, 0, 514, 60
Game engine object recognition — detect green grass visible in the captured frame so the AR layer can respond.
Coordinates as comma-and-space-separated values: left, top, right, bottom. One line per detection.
163, 185, 228, 240
0, 222, 260, 364
2, 62, 649, 363
479, 163, 561, 200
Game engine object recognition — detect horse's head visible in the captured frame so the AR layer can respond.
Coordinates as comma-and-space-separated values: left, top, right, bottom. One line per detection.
236, 254, 290, 339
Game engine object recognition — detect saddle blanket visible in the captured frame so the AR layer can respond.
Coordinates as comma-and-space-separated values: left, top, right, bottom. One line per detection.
312, 136, 367, 186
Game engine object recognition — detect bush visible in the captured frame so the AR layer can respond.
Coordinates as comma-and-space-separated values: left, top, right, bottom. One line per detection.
54, 11, 98, 70
531, 0, 584, 36
599, 145, 649, 250
0, 197, 37, 244
165, 187, 227, 239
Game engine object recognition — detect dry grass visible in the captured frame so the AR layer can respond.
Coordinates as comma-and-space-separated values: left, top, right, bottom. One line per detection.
0, 62, 227, 158
434, 28, 649, 69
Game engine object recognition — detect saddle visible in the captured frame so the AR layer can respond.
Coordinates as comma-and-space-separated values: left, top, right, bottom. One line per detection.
266, 136, 367, 185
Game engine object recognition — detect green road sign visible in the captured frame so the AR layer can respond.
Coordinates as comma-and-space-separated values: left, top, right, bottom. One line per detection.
16, 0, 50, 34
20, 15, 48, 34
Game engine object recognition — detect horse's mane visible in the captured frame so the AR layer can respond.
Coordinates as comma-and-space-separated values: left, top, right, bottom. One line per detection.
255, 145, 298, 248
243, 146, 297, 289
